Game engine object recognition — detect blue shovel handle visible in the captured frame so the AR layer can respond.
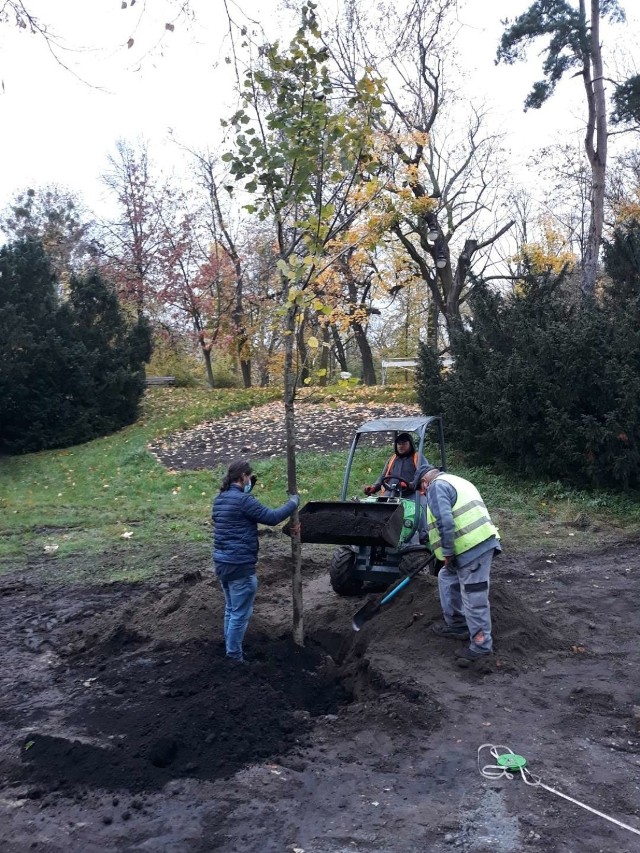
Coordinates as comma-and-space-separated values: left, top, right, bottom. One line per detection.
379, 575, 411, 606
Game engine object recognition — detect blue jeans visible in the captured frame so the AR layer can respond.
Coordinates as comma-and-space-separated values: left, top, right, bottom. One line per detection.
220, 574, 258, 660
438, 550, 493, 653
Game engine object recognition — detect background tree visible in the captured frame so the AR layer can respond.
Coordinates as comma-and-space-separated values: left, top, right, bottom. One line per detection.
612, 73, 640, 128
0, 185, 96, 287
497, 0, 627, 298
191, 151, 254, 387
153, 185, 238, 387
0, 238, 151, 453
330, 0, 515, 336
602, 217, 640, 300
100, 139, 168, 316
528, 140, 592, 262
417, 261, 640, 488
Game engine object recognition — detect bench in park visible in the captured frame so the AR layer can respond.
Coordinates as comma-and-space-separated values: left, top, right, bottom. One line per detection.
144, 376, 176, 386
381, 358, 418, 385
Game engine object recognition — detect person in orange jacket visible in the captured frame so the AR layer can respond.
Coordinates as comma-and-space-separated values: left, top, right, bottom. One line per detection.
363, 432, 431, 497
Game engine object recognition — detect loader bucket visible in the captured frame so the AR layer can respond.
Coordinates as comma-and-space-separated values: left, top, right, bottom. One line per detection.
289, 501, 405, 548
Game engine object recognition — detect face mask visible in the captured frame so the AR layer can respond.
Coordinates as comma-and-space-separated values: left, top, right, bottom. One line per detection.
244, 482, 253, 493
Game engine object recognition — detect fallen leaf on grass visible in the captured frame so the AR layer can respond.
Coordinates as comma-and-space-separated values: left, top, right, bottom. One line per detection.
43, 544, 59, 553
121, 531, 133, 539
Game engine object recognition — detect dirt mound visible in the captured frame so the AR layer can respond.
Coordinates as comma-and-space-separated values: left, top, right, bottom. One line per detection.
56, 557, 328, 657
56, 572, 224, 656
308, 568, 570, 675
15, 635, 349, 794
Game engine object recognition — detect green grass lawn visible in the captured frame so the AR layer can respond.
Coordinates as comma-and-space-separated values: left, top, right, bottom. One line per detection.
2, 384, 640, 583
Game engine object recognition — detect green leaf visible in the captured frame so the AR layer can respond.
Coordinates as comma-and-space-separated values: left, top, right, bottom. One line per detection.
221, 152, 233, 162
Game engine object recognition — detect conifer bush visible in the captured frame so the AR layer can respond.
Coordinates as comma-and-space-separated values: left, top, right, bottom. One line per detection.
0, 239, 151, 453
417, 265, 640, 488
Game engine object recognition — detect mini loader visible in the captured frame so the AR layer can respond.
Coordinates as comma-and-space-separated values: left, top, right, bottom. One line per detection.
294, 415, 446, 595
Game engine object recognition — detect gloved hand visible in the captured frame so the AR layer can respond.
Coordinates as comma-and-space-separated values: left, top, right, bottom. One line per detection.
288, 493, 300, 507
250, 474, 258, 489
363, 485, 378, 496
399, 480, 409, 490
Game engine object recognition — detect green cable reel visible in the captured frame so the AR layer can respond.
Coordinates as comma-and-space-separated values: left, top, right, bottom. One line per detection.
496, 753, 527, 772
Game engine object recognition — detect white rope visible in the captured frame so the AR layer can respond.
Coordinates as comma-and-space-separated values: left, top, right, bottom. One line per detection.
477, 744, 640, 839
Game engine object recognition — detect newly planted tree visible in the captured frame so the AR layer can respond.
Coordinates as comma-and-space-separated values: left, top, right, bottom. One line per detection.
224, 2, 382, 643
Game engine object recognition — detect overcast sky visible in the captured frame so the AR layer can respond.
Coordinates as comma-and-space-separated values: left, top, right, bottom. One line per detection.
0, 0, 638, 218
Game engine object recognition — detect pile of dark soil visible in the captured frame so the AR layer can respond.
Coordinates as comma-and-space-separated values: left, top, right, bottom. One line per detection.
307, 563, 572, 673
14, 635, 349, 794
296, 503, 404, 547
55, 558, 326, 657
56, 572, 224, 657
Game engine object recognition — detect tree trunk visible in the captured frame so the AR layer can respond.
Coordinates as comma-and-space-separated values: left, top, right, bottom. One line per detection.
201, 344, 215, 388
283, 301, 304, 646
352, 321, 377, 385
239, 348, 252, 388
581, 0, 607, 298
296, 311, 310, 385
319, 325, 330, 386
427, 301, 439, 349
330, 324, 348, 371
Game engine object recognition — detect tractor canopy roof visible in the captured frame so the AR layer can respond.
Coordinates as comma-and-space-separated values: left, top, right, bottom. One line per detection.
356, 415, 440, 434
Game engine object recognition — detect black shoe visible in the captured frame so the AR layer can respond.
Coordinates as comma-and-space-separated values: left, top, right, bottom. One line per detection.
431, 622, 470, 640
455, 646, 493, 668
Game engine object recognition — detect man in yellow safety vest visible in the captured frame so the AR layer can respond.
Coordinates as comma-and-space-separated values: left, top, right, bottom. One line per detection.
421, 467, 501, 667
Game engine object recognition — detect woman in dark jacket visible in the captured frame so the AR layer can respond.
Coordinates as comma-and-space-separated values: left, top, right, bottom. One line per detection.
212, 459, 299, 662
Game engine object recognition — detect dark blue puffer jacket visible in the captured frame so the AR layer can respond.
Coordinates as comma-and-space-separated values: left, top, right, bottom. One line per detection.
212, 484, 297, 580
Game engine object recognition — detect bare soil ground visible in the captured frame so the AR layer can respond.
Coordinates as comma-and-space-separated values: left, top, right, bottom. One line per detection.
2, 403, 640, 852
1, 537, 640, 853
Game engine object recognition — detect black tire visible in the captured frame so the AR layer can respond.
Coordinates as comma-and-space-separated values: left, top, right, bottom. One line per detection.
398, 549, 433, 577
329, 546, 363, 596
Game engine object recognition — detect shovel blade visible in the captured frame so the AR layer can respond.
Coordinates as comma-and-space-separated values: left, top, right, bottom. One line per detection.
351, 599, 381, 631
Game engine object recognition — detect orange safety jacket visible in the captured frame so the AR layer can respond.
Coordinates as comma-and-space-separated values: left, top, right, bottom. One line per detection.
382, 452, 423, 494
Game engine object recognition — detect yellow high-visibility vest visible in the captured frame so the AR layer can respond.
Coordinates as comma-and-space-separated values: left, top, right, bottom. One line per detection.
426, 473, 499, 559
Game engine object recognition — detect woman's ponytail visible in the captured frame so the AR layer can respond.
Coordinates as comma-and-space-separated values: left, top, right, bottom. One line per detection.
219, 459, 252, 492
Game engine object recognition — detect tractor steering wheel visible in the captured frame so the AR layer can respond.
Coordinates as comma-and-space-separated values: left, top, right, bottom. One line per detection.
381, 475, 405, 495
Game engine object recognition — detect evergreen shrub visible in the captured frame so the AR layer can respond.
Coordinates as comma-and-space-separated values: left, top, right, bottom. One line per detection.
417, 269, 640, 489
0, 239, 152, 453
